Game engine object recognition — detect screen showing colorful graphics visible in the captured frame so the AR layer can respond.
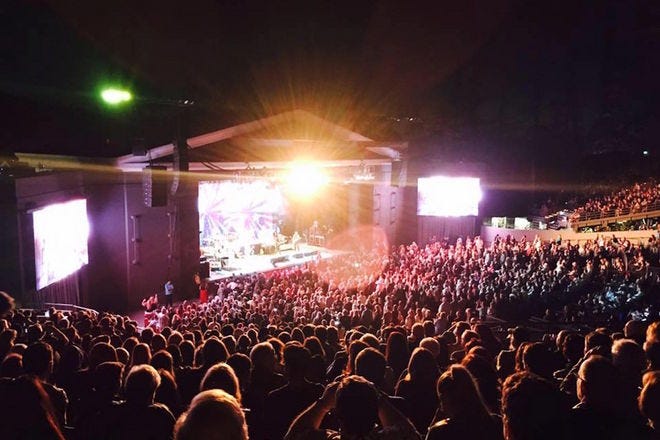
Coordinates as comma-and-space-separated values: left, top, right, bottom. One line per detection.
33, 199, 90, 290
417, 176, 481, 216
198, 180, 286, 249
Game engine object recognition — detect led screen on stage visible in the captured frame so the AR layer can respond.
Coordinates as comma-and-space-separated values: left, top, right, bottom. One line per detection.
417, 176, 481, 216
198, 180, 286, 248
33, 199, 90, 290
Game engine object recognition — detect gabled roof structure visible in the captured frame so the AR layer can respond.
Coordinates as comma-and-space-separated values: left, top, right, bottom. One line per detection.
115, 109, 404, 171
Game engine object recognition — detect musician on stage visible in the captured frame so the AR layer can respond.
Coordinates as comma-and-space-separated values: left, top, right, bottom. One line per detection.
292, 230, 302, 251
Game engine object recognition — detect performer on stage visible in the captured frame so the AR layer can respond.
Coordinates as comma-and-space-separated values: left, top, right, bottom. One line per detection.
308, 220, 321, 246
199, 280, 208, 304
292, 230, 302, 251
193, 272, 208, 304
164, 280, 174, 307
310, 220, 319, 235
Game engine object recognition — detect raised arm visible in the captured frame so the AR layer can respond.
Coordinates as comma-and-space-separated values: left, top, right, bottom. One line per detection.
285, 382, 338, 440
377, 390, 421, 439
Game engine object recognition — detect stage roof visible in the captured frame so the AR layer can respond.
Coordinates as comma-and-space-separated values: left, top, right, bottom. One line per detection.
116, 109, 404, 169
12, 110, 405, 174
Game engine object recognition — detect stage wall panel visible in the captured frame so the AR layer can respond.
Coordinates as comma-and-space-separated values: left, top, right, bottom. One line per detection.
84, 174, 131, 312
0, 178, 21, 300
372, 184, 404, 247
84, 172, 200, 313
417, 216, 476, 245
122, 182, 173, 311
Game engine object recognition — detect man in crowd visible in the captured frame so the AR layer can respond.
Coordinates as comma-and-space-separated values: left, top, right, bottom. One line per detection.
164, 280, 175, 307
264, 344, 324, 440
285, 376, 420, 440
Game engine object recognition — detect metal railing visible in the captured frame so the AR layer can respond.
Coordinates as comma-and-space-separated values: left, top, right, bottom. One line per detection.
570, 201, 660, 222
21, 302, 100, 316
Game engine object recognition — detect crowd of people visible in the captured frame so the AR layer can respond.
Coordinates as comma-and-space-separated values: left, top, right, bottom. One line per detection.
571, 179, 660, 221
2, 232, 660, 439
577, 217, 660, 233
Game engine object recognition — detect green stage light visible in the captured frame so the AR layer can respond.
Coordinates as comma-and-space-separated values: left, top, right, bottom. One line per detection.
100, 88, 133, 105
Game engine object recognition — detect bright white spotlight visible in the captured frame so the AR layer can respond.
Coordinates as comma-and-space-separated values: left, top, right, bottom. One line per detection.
285, 161, 329, 198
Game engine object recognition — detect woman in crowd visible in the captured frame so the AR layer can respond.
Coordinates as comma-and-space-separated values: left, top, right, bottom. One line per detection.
396, 347, 440, 434
427, 365, 502, 440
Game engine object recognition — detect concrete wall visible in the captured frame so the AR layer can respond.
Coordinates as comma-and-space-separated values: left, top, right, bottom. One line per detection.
84, 172, 199, 312
84, 173, 130, 311
372, 184, 404, 247
0, 177, 21, 298
344, 182, 406, 249
419, 216, 477, 245
480, 225, 656, 245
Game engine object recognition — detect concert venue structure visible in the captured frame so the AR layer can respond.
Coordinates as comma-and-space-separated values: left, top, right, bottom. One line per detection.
1, 110, 491, 313
6, 108, 656, 317
3, 110, 439, 312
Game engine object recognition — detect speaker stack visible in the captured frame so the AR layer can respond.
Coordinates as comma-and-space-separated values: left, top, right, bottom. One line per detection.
199, 260, 210, 279
143, 165, 168, 207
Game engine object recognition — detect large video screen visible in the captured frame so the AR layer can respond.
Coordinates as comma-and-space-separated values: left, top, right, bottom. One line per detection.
33, 199, 90, 290
198, 180, 286, 249
417, 176, 481, 216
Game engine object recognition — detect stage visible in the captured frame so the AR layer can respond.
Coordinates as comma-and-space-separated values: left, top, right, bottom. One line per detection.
206, 244, 342, 280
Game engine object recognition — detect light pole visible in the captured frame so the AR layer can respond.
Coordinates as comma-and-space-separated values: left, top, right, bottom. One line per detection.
100, 87, 133, 106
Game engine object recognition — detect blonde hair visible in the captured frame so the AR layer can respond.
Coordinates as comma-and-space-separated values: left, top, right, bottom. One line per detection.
640, 371, 660, 428
175, 390, 247, 440
200, 363, 242, 404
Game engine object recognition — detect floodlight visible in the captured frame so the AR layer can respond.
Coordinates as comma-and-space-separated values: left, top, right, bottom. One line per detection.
100, 88, 133, 105
285, 161, 329, 199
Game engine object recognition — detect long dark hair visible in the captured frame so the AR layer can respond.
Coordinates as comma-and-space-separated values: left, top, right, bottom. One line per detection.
437, 364, 492, 420
405, 347, 439, 383
385, 331, 409, 379
462, 353, 501, 414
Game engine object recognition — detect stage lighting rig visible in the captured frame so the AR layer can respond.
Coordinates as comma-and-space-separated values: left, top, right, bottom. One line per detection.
352, 162, 375, 181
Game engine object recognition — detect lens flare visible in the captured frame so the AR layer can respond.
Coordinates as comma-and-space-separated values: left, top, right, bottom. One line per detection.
285, 161, 329, 199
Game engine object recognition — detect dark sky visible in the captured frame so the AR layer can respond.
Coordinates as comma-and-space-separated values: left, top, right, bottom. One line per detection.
2, 0, 659, 175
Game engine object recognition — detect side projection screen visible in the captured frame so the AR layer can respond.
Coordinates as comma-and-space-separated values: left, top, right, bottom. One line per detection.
33, 199, 90, 290
417, 176, 481, 217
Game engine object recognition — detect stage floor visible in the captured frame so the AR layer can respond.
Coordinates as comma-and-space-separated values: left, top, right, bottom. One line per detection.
207, 244, 341, 280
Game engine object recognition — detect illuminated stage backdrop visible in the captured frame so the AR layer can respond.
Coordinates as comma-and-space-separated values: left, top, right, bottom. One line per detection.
198, 180, 286, 247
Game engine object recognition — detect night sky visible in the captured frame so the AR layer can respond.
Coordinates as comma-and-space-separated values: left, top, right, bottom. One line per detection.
2, 0, 659, 183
